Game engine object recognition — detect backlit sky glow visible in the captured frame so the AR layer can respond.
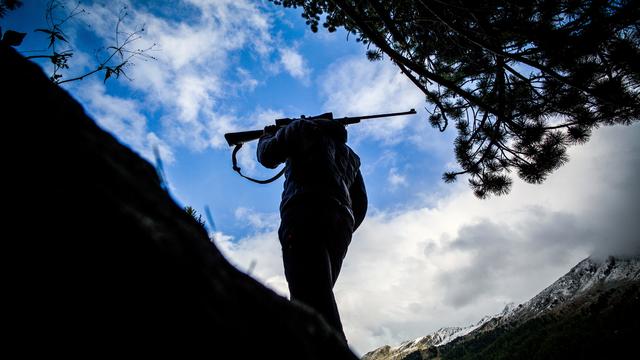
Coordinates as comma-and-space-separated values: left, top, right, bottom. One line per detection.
5, 1, 639, 355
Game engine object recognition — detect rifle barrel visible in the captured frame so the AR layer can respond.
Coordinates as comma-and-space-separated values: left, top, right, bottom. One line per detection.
224, 108, 417, 146
336, 108, 416, 122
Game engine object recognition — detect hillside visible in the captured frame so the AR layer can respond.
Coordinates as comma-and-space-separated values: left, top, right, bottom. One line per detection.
3, 43, 357, 358
363, 256, 640, 360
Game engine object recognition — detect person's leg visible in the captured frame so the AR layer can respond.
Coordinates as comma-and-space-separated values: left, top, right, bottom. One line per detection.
325, 205, 354, 287
279, 220, 347, 342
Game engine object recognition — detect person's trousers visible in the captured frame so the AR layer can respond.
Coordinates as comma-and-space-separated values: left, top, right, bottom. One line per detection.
278, 198, 354, 342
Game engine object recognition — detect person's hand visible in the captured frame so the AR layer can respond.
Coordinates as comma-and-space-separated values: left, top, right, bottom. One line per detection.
263, 125, 278, 136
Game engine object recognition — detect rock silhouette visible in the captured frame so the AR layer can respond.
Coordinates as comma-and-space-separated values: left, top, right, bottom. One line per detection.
2, 43, 357, 358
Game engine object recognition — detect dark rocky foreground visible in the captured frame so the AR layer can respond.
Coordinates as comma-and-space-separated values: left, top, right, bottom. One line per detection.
2, 44, 357, 358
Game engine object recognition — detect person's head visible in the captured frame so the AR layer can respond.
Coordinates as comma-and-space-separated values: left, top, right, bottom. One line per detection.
306, 117, 347, 143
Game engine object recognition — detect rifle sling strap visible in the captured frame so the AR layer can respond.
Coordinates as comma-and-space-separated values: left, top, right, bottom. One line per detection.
231, 143, 285, 184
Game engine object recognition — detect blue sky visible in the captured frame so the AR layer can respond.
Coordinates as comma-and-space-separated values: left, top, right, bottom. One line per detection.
4, 0, 451, 237
5, 0, 639, 355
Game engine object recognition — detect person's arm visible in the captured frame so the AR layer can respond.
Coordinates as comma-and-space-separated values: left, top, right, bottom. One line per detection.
350, 170, 368, 231
257, 125, 288, 169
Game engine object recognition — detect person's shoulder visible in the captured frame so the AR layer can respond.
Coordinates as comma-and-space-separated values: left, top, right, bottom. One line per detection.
345, 144, 361, 162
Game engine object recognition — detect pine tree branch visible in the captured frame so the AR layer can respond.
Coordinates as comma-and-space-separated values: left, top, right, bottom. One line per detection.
24, 55, 52, 60
417, 0, 626, 107
56, 66, 103, 84
497, 141, 532, 165
503, 63, 544, 99
541, 121, 583, 130
395, 60, 451, 131
469, 135, 488, 160
469, 109, 490, 142
330, 0, 500, 116
367, 0, 408, 50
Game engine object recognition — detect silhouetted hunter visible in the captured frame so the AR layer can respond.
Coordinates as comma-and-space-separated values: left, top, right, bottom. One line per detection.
223, 109, 415, 341
257, 115, 367, 342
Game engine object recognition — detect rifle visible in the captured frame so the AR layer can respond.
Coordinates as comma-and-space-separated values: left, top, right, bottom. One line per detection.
224, 109, 417, 184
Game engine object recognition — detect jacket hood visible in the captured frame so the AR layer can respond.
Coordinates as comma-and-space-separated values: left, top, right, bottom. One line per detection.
307, 118, 348, 143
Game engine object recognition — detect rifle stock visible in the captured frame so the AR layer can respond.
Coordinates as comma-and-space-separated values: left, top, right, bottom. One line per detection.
224, 130, 264, 146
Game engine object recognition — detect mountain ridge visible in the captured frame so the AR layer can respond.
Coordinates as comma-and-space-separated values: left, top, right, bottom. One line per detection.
362, 255, 640, 360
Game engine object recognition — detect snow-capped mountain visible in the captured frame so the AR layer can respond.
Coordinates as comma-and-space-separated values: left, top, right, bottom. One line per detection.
362, 256, 640, 360
502, 256, 640, 323
361, 304, 519, 360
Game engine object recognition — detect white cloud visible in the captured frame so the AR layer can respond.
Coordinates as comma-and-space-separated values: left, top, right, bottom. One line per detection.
319, 56, 457, 165
321, 57, 416, 114
360, 150, 398, 177
279, 47, 310, 81
217, 123, 640, 355
234, 207, 280, 232
174, 74, 220, 122
72, 79, 175, 164
234, 140, 259, 173
388, 167, 408, 189
214, 230, 289, 297
65, 0, 301, 158
249, 108, 286, 128
236, 67, 259, 92
320, 56, 424, 144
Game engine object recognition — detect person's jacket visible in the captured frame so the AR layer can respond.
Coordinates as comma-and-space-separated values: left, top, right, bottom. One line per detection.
257, 118, 367, 230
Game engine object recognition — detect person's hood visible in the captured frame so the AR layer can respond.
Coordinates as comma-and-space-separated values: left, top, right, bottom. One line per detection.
307, 118, 347, 143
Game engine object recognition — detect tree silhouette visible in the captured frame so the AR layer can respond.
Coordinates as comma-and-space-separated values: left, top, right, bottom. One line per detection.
272, 0, 640, 197
185, 206, 207, 229
0, 0, 22, 18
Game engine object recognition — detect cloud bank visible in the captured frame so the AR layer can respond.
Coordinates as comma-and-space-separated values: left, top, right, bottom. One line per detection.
61, 0, 309, 163
218, 122, 639, 355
